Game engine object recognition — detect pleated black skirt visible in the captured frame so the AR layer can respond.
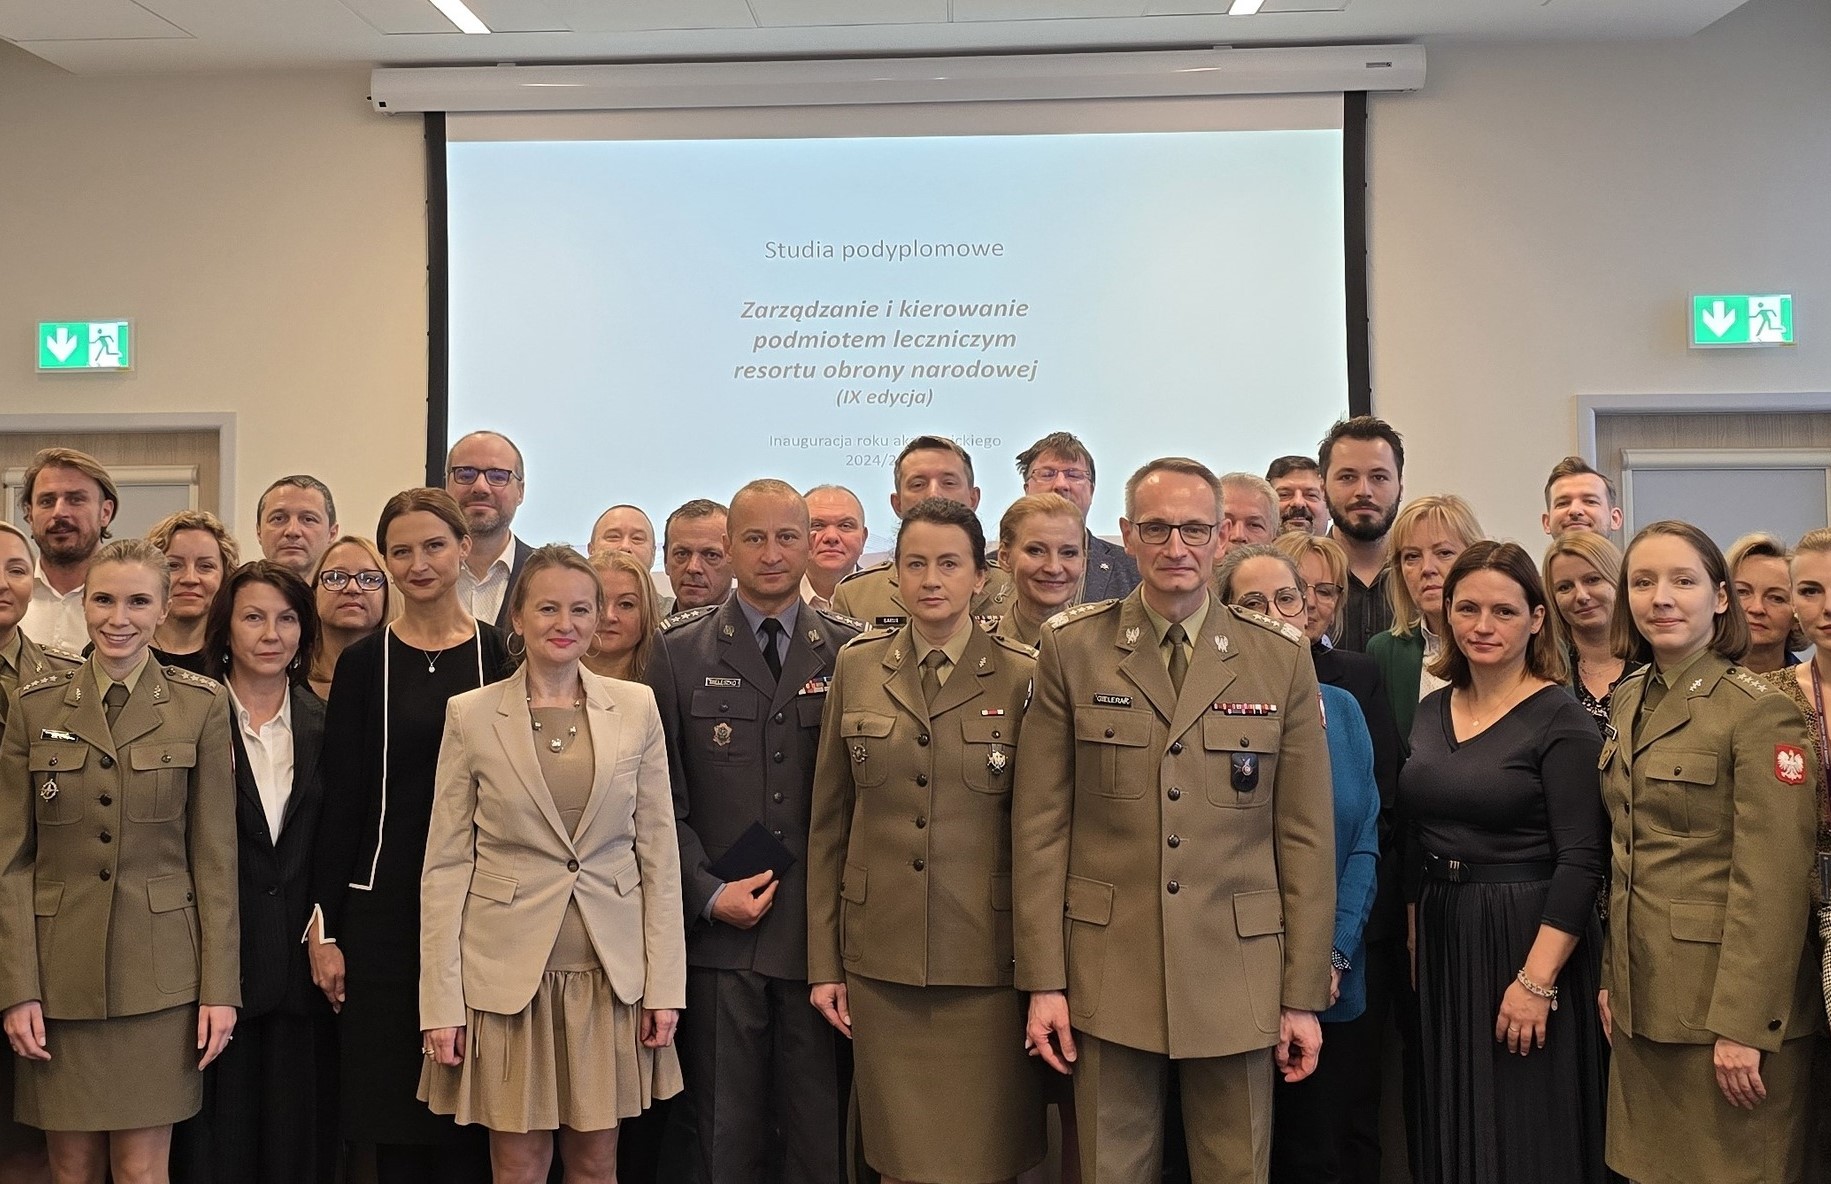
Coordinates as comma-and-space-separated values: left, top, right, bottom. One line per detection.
1415, 876, 1607, 1184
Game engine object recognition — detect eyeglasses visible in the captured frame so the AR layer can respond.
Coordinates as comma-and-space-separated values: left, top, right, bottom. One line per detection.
1308, 581, 1343, 600
319, 569, 386, 591
1030, 467, 1092, 485
1237, 587, 1307, 618
448, 465, 521, 488
1133, 521, 1217, 546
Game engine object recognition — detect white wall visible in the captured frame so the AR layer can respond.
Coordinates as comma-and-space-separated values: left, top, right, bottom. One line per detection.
1367, 0, 1831, 545
0, 49, 426, 541
2, 0, 1826, 551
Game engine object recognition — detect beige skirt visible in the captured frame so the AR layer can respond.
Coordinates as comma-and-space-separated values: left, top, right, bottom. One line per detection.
847, 973, 1046, 1183
1608, 1032, 1813, 1184
418, 968, 682, 1135
15, 1005, 200, 1132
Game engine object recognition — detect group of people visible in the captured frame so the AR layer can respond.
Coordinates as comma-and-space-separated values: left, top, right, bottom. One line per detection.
0, 418, 1823, 1184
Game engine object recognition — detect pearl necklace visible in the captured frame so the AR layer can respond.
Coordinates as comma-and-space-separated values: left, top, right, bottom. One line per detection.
529, 698, 584, 752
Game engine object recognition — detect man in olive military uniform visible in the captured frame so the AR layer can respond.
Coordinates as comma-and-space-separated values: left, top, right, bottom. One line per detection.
647, 478, 861, 1184
1014, 457, 1336, 1184
831, 435, 1014, 629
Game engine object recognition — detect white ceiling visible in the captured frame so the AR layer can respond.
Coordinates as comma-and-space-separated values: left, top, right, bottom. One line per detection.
0, 0, 1756, 75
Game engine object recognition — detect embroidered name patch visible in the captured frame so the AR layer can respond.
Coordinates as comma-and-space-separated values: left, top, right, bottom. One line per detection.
1092, 693, 1133, 708
1777, 744, 1807, 786
704, 676, 744, 688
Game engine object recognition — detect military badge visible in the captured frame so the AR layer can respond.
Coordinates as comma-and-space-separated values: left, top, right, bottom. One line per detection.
1777, 744, 1808, 786
712, 722, 733, 747
39, 778, 58, 802
988, 748, 1008, 774
851, 743, 869, 765
1231, 752, 1259, 792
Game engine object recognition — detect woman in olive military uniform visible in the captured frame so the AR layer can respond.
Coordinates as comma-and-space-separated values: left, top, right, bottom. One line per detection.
807, 497, 1046, 1184
993, 493, 1088, 648
1600, 521, 1821, 1184
0, 538, 238, 1184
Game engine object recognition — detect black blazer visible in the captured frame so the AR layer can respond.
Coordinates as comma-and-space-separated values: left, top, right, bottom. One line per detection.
491, 536, 535, 637
1314, 644, 1406, 940
234, 685, 328, 1018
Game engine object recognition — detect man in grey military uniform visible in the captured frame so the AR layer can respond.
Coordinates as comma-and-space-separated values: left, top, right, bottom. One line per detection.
1017, 430, 1140, 601
646, 478, 861, 1184
830, 435, 1014, 629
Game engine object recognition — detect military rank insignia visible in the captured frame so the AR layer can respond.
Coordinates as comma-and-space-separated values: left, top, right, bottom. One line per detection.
712, 722, 733, 747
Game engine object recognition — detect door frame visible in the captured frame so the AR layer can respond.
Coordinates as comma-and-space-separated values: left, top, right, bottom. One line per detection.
1575, 391, 1831, 462
0, 411, 234, 518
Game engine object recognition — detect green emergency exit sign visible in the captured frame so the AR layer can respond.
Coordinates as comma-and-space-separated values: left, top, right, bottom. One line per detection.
36, 321, 132, 371
1691, 294, 1794, 347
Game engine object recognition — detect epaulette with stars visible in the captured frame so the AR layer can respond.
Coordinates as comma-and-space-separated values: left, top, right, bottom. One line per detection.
164, 666, 223, 693
813, 607, 866, 633
1045, 600, 1120, 631
19, 669, 75, 696
1227, 605, 1305, 646
1726, 667, 1777, 698
660, 605, 719, 632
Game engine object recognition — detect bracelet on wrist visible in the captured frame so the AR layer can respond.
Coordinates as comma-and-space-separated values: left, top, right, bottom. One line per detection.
1330, 948, 1352, 972
1516, 968, 1559, 1010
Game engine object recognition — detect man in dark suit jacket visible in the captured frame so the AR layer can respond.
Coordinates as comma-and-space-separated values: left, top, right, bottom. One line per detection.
1016, 431, 1140, 602
647, 479, 861, 1184
445, 429, 533, 643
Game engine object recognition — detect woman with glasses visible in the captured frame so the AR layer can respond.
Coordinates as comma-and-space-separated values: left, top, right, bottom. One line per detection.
1540, 531, 1634, 731
994, 493, 1088, 646
1399, 541, 1607, 1184
309, 490, 511, 1183
146, 511, 239, 675
307, 537, 392, 700
1214, 543, 1382, 1183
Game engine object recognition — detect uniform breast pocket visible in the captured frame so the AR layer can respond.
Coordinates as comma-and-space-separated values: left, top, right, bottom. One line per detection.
1073, 707, 1152, 799
29, 745, 86, 826
840, 712, 896, 788
689, 687, 761, 765
1640, 750, 1720, 836
127, 741, 195, 823
961, 717, 1015, 794
1204, 717, 1280, 808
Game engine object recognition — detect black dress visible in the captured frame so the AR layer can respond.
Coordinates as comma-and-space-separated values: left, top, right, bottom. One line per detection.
1398, 686, 1608, 1184
311, 627, 510, 1149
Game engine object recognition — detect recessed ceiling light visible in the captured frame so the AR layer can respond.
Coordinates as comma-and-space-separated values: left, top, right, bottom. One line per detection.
430, 0, 491, 35
1228, 0, 1267, 13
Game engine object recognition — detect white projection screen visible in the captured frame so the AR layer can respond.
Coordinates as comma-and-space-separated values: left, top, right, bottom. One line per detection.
440, 95, 1363, 552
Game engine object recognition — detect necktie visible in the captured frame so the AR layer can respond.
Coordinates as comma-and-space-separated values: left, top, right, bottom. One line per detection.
759, 618, 785, 683
103, 682, 130, 730
1165, 624, 1189, 697
921, 650, 948, 706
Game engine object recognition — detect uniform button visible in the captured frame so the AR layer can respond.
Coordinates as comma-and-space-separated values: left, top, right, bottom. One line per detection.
773, 751, 785, 763
1769, 1019, 1783, 1032
915, 816, 928, 829
98, 795, 112, 807
99, 831, 111, 844
991, 730, 1001, 740
162, 753, 172, 763
99, 755, 114, 769
1105, 728, 1115, 738
772, 792, 784, 804
720, 701, 730, 712
916, 774, 928, 787
47, 756, 57, 767
917, 733, 930, 747
1169, 741, 1183, 756
913, 859, 926, 871
267, 886, 279, 896
774, 711, 785, 724
1673, 766, 1682, 776
772, 829, 783, 839
1167, 787, 1182, 801
99, 870, 111, 882
1239, 738, 1250, 748
566, 859, 580, 872
186, 892, 194, 902
1166, 880, 1180, 894
1167, 835, 1181, 848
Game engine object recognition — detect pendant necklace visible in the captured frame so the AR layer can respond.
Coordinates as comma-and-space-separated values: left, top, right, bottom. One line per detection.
531, 698, 584, 752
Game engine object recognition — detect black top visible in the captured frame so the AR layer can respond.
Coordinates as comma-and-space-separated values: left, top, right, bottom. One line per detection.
152, 646, 210, 676
311, 624, 511, 980
1315, 643, 1405, 938
1337, 565, 1392, 654
1398, 685, 1606, 934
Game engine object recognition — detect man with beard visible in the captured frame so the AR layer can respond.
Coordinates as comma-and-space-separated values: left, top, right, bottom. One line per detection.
1319, 417, 1405, 653
444, 429, 532, 636
1266, 456, 1328, 536
19, 447, 118, 655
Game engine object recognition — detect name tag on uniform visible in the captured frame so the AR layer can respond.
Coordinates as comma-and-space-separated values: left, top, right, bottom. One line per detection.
799, 675, 832, 696
1093, 693, 1133, 708
874, 615, 908, 628
704, 677, 744, 688
1213, 702, 1278, 716
38, 729, 78, 742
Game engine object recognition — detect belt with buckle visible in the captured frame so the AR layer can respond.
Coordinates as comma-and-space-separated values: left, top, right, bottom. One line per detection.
1422, 852, 1554, 884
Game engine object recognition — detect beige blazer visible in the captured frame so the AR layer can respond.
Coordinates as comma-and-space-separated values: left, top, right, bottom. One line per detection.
0, 661, 239, 1019
1601, 654, 1821, 1052
806, 623, 1037, 988
420, 668, 686, 1030
1012, 592, 1336, 1060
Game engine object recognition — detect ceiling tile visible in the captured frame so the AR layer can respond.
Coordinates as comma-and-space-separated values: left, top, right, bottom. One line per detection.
1263, 0, 1349, 10
0, 0, 188, 41
955, 0, 1147, 20
334, 0, 454, 35
748, 0, 950, 28
465, 0, 571, 33
550, 0, 756, 33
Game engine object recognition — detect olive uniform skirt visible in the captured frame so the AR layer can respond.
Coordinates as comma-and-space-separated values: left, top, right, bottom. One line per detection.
419, 968, 682, 1135
15, 1005, 200, 1131
847, 974, 1046, 1184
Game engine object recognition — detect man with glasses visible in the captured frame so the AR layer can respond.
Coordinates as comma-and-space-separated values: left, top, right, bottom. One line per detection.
1017, 431, 1139, 601
443, 430, 532, 636
256, 474, 339, 578
1014, 456, 1335, 1184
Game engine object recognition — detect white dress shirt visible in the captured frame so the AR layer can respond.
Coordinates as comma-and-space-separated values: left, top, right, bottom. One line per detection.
24, 560, 86, 655
231, 685, 296, 842
457, 534, 518, 626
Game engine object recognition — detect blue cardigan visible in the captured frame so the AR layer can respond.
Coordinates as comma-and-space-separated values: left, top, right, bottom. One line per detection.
1318, 683, 1383, 1024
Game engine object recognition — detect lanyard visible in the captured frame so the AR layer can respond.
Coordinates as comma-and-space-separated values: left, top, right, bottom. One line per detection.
1812, 663, 1831, 794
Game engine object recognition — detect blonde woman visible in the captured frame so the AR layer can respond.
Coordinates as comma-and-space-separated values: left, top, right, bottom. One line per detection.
994, 493, 1087, 646
1365, 494, 1485, 749
581, 550, 660, 682
1541, 531, 1634, 730
1781, 527, 1831, 1024
146, 511, 239, 675
307, 536, 392, 700
1727, 532, 1804, 675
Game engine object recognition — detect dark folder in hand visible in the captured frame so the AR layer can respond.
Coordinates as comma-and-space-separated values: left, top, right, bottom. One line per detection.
707, 822, 797, 891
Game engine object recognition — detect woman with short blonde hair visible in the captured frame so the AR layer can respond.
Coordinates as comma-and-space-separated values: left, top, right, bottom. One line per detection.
146, 510, 239, 674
